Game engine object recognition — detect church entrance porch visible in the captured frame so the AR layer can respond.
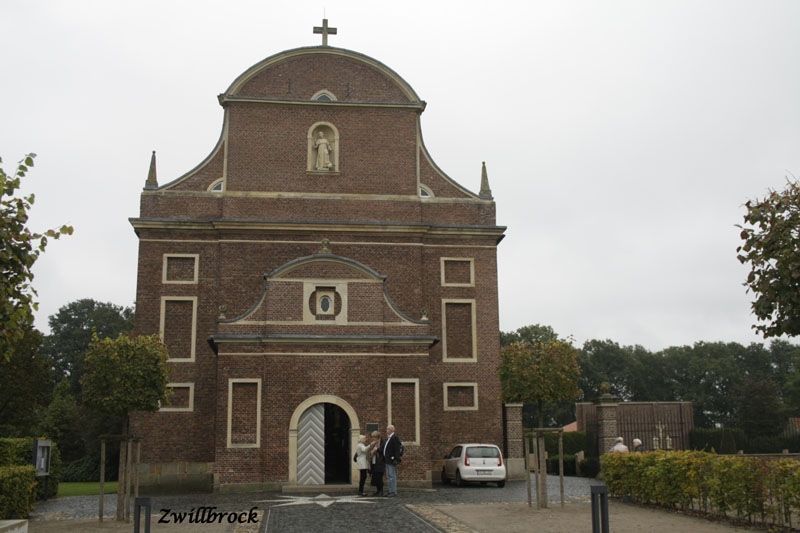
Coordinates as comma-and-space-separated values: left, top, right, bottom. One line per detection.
289, 395, 360, 486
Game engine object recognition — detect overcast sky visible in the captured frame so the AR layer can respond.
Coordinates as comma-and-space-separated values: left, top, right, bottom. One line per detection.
2, 1, 799, 351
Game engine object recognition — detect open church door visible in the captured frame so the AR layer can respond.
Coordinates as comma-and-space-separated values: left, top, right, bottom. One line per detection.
324, 403, 351, 484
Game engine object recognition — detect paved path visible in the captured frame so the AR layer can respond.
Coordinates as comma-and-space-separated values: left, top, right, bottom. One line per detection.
27, 476, 752, 532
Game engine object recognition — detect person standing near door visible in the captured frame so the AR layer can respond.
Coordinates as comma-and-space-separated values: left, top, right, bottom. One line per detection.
355, 434, 371, 496
383, 424, 401, 497
368, 431, 385, 496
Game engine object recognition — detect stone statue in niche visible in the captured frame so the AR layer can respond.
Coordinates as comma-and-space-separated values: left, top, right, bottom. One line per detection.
314, 131, 334, 170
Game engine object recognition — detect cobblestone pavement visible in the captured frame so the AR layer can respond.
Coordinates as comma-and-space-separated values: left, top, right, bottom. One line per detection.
29, 476, 604, 532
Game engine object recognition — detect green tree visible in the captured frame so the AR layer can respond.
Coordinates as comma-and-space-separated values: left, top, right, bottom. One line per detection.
0, 328, 50, 436
37, 380, 84, 462
499, 340, 581, 427
732, 378, 785, 437
42, 299, 134, 398
81, 334, 171, 427
662, 342, 743, 428
0, 154, 72, 361
737, 179, 800, 337
501, 323, 561, 347
579, 339, 643, 401
81, 333, 170, 520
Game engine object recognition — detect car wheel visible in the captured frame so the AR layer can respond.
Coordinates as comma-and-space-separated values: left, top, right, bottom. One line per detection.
455, 469, 463, 487
496, 480, 505, 488
441, 468, 450, 485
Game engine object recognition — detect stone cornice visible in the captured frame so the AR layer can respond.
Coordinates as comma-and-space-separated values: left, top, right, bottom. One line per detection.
208, 333, 439, 354
129, 218, 507, 241
140, 189, 493, 205
218, 94, 426, 111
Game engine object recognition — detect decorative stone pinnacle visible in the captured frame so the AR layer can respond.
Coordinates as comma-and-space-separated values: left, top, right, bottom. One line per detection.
420, 308, 429, 321
479, 161, 492, 199
320, 238, 332, 254
145, 150, 158, 189
218, 305, 227, 320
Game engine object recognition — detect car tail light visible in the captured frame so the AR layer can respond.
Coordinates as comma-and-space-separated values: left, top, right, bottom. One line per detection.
465, 455, 470, 466
498, 453, 503, 467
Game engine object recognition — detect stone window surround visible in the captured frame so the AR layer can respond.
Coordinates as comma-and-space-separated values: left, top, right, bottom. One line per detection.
159, 296, 198, 362
441, 298, 478, 363
162, 253, 200, 284
311, 89, 338, 101
226, 378, 262, 449
440, 257, 475, 287
443, 382, 479, 411
387, 378, 420, 445
302, 281, 347, 324
159, 382, 195, 412
207, 178, 224, 192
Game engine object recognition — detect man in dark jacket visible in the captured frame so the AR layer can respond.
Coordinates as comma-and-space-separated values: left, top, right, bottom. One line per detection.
383, 424, 401, 497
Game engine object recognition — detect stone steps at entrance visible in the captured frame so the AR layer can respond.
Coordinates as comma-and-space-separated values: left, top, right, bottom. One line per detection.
282, 484, 356, 494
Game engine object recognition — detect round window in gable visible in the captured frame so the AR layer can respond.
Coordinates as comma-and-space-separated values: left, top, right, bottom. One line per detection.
320, 295, 331, 313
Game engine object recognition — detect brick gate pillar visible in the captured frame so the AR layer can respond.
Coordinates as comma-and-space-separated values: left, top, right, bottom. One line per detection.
596, 393, 619, 454
504, 403, 523, 458
503, 403, 525, 480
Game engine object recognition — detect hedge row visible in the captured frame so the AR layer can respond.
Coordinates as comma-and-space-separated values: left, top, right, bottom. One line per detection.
0, 438, 61, 500
602, 450, 800, 527
545, 454, 601, 478
691, 427, 800, 454
0, 466, 36, 519
523, 431, 591, 457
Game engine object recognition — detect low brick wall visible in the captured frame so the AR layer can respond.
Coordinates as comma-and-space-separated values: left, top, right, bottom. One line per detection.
137, 462, 214, 493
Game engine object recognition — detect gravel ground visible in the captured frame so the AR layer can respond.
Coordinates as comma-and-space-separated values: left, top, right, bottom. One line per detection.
25, 476, 753, 532
29, 475, 603, 522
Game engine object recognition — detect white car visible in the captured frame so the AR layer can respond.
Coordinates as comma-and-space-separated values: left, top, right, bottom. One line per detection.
441, 443, 506, 488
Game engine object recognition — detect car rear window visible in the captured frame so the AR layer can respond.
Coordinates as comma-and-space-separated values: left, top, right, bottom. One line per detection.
465, 446, 500, 458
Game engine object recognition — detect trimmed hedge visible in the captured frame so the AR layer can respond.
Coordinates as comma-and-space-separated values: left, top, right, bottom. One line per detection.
0, 438, 61, 499
691, 427, 747, 454
691, 427, 800, 454
546, 454, 576, 476
580, 457, 600, 478
544, 453, 601, 478
540, 431, 590, 456
0, 465, 36, 519
601, 450, 800, 527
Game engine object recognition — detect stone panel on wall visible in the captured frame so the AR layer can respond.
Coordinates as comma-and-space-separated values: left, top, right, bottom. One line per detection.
444, 302, 474, 360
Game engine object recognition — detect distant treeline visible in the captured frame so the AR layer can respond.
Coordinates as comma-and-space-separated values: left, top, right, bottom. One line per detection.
502, 325, 800, 437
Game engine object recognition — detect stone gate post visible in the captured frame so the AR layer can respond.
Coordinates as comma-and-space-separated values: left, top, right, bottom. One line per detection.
596, 393, 619, 454
504, 403, 525, 479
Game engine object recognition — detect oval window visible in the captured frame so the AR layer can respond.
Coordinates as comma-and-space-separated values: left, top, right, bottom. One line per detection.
320, 296, 331, 313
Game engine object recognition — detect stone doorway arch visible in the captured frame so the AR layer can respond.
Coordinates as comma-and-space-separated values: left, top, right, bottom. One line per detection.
288, 395, 360, 485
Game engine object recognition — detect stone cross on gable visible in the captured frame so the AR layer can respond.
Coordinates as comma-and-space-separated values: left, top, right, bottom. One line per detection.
313, 18, 337, 46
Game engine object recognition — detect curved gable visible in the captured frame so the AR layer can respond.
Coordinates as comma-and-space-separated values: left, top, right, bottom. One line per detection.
226, 47, 422, 104
220, 253, 427, 327
268, 253, 385, 281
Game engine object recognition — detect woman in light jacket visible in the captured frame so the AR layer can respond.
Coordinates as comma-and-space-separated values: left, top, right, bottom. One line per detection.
368, 430, 385, 497
355, 434, 371, 496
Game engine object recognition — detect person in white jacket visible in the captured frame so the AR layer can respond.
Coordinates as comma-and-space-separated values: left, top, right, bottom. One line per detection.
355, 434, 371, 496
610, 436, 629, 453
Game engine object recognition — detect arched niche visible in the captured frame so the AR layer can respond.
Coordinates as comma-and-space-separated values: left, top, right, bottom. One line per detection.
307, 122, 340, 173
288, 394, 360, 485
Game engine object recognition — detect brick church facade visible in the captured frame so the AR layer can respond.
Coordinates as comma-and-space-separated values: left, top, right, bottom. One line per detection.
130, 32, 509, 491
